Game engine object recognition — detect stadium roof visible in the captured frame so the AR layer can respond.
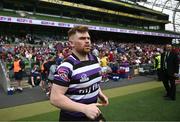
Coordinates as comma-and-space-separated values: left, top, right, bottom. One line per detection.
136, 0, 180, 33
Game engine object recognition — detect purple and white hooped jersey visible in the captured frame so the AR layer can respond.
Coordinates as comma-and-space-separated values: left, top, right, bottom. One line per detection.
53, 53, 102, 117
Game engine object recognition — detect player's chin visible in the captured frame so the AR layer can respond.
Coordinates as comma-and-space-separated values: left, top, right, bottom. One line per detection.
84, 48, 91, 53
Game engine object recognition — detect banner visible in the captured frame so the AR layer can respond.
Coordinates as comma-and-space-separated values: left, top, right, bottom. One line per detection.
0, 15, 179, 38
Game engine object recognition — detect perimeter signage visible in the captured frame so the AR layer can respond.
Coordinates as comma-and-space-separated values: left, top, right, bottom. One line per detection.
0, 15, 179, 38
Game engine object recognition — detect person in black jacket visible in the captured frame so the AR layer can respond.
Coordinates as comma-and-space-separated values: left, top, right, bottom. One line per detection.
160, 44, 179, 100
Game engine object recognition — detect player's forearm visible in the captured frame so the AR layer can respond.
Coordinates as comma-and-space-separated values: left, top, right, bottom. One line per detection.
98, 88, 109, 105
50, 94, 87, 113
99, 88, 105, 97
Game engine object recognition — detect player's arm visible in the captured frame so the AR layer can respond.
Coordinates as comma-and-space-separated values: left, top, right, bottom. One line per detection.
50, 84, 102, 120
98, 88, 109, 106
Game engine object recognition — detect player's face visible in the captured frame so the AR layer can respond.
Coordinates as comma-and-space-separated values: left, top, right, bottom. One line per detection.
69, 32, 91, 55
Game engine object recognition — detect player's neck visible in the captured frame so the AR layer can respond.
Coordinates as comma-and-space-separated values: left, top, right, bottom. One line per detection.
72, 50, 88, 61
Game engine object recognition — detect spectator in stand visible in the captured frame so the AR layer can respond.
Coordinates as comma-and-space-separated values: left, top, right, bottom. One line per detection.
47, 57, 58, 96
55, 51, 64, 65
44, 55, 56, 95
108, 50, 114, 63
100, 52, 110, 82
62, 47, 72, 59
54, 42, 64, 52
92, 46, 99, 57
29, 64, 41, 87
50, 26, 108, 121
40, 59, 48, 91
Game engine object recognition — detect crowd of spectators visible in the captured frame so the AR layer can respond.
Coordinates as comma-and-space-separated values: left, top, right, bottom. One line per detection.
0, 34, 62, 45
92, 41, 164, 66
0, 39, 165, 69
0, 34, 179, 94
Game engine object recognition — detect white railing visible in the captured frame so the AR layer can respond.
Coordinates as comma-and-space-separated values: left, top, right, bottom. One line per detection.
0, 59, 10, 93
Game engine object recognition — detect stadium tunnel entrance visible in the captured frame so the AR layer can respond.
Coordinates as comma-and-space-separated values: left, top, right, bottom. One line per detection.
0, 22, 173, 45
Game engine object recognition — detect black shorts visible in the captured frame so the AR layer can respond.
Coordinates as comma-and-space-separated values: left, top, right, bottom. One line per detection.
41, 73, 47, 81
59, 111, 106, 122
14, 71, 23, 80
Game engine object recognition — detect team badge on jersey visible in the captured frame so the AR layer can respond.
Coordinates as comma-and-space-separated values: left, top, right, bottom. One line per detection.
80, 73, 89, 82
57, 67, 70, 82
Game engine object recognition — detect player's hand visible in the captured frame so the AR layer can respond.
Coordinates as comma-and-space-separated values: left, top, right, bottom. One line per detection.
83, 103, 102, 120
98, 94, 109, 106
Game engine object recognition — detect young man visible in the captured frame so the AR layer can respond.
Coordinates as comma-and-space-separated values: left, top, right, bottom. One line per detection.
10, 55, 25, 92
160, 44, 179, 101
50, 26, 109, 121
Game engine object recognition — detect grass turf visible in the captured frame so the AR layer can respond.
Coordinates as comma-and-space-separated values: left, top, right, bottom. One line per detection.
17, 87, 180, 121
0, 81, 161, 121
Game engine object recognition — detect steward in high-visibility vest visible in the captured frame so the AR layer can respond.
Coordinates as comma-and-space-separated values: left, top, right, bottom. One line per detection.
154, 53, 161, 81
14, 59, 21, 73
154, 55, 161, 70
11, 56, 25, 92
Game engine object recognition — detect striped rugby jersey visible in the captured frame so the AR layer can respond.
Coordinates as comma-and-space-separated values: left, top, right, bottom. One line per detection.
53, 53, 102, 117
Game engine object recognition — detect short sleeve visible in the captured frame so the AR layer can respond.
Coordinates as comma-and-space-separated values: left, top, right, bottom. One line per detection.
53, 62, 73, 87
